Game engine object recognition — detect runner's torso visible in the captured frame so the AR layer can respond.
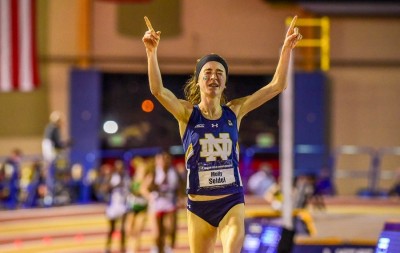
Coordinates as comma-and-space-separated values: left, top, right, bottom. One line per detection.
182, 105, 243, 196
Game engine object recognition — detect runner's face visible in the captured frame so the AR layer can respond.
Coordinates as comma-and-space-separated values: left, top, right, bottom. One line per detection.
198, 61, 226, 98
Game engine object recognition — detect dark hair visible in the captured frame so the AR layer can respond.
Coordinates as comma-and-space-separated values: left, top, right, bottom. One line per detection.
195, 54, 229, 83
184, 54, 229, 105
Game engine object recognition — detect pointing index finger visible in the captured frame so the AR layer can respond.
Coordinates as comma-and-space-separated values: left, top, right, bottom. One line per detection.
289, 15, 297, 31
144, 16, 154, 32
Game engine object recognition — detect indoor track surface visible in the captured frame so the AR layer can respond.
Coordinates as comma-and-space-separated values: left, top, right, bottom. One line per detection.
1, 196, 399, 253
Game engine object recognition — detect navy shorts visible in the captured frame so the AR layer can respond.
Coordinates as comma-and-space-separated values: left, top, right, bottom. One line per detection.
187, 192, 245, 227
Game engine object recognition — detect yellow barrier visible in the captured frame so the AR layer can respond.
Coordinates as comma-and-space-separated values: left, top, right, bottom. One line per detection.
286, 16, 330, 71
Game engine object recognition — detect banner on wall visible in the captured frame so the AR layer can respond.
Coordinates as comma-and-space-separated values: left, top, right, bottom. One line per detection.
116, 0, 181, 38
0, 0, 39, 92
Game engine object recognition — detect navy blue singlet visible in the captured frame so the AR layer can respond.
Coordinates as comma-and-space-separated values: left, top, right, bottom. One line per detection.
182, 105, 243, 196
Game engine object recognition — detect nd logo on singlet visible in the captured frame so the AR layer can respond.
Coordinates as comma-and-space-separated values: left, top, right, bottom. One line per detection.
199, 133, 232, 162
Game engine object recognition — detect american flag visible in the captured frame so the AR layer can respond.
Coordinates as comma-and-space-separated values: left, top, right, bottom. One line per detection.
0, 0, 39, 92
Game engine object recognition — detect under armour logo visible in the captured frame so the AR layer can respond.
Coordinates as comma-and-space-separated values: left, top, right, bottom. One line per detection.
211, 123, 218, 128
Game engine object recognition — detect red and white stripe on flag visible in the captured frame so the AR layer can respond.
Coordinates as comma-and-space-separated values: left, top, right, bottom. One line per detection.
0, 0, 39, 92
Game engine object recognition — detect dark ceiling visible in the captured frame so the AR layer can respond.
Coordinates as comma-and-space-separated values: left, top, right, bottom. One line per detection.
300, 2, 400, 16
266, 1, 400, 16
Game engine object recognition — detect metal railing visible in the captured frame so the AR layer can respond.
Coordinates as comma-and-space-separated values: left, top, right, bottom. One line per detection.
331, 145, 400, 196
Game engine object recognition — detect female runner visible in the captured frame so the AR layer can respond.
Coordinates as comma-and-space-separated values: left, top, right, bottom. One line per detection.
142, 16, 302, 253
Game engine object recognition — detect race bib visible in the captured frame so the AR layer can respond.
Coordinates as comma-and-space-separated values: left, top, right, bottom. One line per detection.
198, 160, 236, 188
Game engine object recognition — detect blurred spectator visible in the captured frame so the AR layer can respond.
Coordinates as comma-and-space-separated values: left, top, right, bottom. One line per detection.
175, 161, 187, 197
0, 148, 22, 209
104, 160, 130, 253
18, 162, 34, 206
29, 160, 46, 207
169, 159, 186, 251
293, 173, 325, 210
85, 168, 99, 202
147, 151, 182, 253
17, 159, 46, 208
94, 164, 113, 203
388, 168, 400, 197
264, 183, 283, 211
68, 163, 84, 203
315, 167, 336, 196
4, 148, 23, 167
126, 157, 153, 253
42, 111, 69, 164
42, 111, 70, 206
247, 162, 276, 197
